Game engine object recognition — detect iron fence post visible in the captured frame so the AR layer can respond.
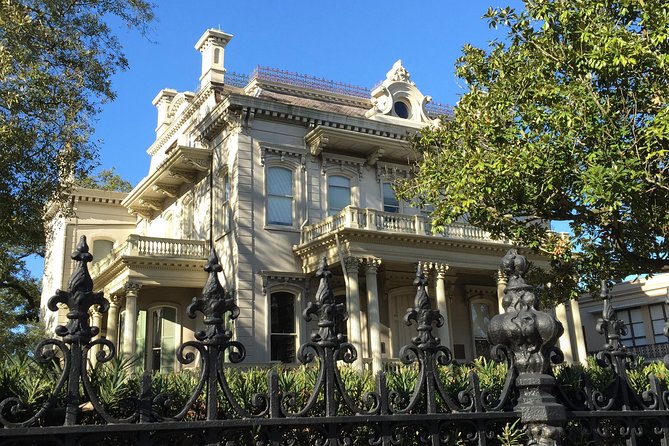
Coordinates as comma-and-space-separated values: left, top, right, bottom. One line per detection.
488, 249, 567, 445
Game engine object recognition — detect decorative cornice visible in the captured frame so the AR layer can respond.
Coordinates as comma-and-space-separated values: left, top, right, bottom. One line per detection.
376, 162, 412, 183
322, 154, 365, 179
259, 143, 307, 167
259, 271, 310, 294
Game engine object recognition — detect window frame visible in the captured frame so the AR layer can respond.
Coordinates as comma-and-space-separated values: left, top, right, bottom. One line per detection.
382, 182, 400, 214
268, 290, 300, 363
326, 174, 352, 216
266, 166, 295, 227
145, 304, 181, 373
618, 307, 648, 347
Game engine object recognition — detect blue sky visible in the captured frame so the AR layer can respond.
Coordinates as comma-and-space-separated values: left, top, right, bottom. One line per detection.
30, 0, 531, 278
95, 0, 524, 184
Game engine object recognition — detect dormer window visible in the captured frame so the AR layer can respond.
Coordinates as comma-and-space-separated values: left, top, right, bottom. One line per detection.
366, 60, 437, 127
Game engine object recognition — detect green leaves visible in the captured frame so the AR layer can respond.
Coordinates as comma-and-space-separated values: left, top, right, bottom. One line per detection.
0, 0, 154, 352
397, 0, 669, 298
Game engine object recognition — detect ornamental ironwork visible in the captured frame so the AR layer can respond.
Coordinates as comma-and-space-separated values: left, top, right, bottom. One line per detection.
2, 247, 669, 446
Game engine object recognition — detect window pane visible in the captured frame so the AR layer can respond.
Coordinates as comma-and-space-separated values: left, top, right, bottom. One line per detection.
653, 319, 666, 336
383, 183, 399, 213
268, 167, 292, 195
271, 292, 295, 333
650, 304, 666, 321
655, 335, 668, 344
329, 176, 350, 188
632, 322, 645, 338
271, 335, 296, 363
268, 196, 293, 225
470, 303, 491, 339
268, 167, 293, 225
629, 308, 644, 323
92, 240, 114, 263
136, 310, 147, 369
328, 176, 351, 215
160, 308, 177, 373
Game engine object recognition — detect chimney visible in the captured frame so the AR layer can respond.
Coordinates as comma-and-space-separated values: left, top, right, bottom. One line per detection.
195, 29, 233, 88
152, 88, 177, 137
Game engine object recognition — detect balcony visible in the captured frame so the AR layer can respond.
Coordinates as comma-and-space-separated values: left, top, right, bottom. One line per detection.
294, 207, 514, 272
89, 235, 208, 292
299, 206, 501, 245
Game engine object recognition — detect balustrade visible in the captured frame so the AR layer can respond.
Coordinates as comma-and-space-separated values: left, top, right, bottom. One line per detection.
300, 206, 501, 244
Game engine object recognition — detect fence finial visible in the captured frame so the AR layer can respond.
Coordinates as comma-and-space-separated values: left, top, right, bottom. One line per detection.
488, 249, 566, 446
48, 235, 108, 345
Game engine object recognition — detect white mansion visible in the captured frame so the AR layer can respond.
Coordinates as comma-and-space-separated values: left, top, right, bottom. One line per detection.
40, 29, 589, 374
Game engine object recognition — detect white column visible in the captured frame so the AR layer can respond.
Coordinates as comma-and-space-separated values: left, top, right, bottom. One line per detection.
570, 299, 588, 364
90, 306, 102, 367
434, 264, 452, 350
364, 258, 383, 375
122, 282, 141, 360
496, 270, 507, 314
344, 256, 363, 373
106, 295, 120, 348
555, 303, 574, 363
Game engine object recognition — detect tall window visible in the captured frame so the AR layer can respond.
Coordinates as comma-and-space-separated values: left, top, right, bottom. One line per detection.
383, 183, 400, 213
267, 167, 293, 226
270, 292, 297, 363
650, 303, 668, 344
470, 301, 492, 359
328, 175, 350, 216
619, 307, 647, 347
148, 307, 178, 373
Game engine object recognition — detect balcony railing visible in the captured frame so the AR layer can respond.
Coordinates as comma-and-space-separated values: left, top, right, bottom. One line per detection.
300, 206, 502, 245
89, 235, 207, 277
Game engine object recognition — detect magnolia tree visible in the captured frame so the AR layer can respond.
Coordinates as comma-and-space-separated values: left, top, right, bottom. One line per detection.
397, 0, 669, 299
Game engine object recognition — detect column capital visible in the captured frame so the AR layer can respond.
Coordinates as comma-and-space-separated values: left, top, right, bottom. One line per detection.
124, 282, 142, 295
108, 294, 122, 306
419, 261, 449, 278
362, 257, 382, 274
495, 269, 508, 284
343, 256, 360, 274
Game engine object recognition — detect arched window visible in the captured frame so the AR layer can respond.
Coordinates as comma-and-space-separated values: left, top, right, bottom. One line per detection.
270, 291, 297, 363
327, 175, 351, 216
267, 167, 294, 226
92, 239, 114, 263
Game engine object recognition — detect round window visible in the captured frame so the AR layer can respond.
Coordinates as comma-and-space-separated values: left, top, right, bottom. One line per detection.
393, 100, 411, 119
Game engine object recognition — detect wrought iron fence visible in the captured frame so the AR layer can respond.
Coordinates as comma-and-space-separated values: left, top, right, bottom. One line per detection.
2, 236, 669, 445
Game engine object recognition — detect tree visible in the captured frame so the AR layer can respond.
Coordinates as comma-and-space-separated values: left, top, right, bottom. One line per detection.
397, 0, 669, 298
77, 168, 133, 192
0, 0, 154, 351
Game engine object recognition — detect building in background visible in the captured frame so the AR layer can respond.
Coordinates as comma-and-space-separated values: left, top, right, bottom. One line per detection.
579, 274, 669, 361
41, 29, 588, 373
